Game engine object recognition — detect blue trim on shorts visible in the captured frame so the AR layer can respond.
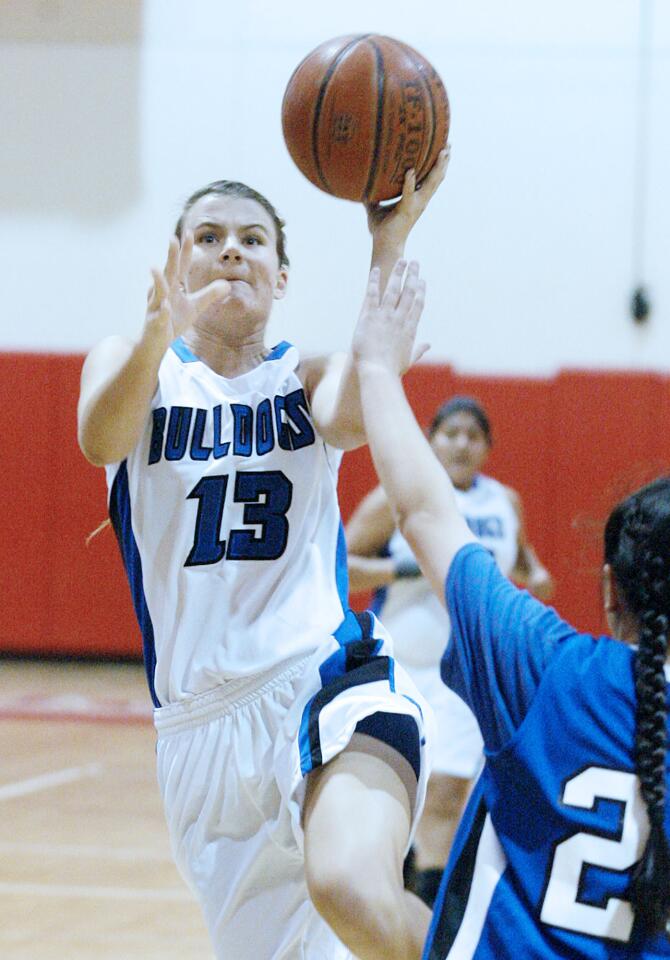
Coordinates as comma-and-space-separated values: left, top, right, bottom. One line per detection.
335, 520, 350, 614
299, 655, 395, 776
108, 461, 160, 707
299, 611, 387, 774
355, 712, 420, 780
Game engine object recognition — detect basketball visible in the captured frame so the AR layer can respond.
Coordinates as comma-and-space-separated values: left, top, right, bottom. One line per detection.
281, 34, 449, 204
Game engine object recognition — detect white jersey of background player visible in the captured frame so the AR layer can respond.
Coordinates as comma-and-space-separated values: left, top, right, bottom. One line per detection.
346, 395, 553, 907
78, 166, 447, 960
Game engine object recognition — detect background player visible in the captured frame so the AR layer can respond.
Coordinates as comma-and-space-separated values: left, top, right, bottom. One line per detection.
352, 258, 670, 958
77, 159, 446, 960
346, 394, 553, 905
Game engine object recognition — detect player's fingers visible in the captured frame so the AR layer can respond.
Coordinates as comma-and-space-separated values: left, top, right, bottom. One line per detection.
151, 267, 168, 301
148, 267, 169, 312
163, 236, 180, 288
402, 167, 417, 203
420, 147, 449, 201
192, 278, 231, 313
177, 231, 194, 288
431, 145, 449, 178
381, 258, 407, 307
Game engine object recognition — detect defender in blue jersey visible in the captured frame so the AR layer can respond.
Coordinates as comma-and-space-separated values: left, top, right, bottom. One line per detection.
352, 258, 670, 958
346, 395, 554, 906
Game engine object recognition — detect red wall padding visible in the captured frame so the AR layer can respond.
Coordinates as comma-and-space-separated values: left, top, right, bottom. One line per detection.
2, 353, 669, 658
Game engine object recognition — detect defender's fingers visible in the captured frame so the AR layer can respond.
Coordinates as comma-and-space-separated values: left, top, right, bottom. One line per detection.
407, 277, 426, 330
396, 261, 421, 314
365, 265, 382, 307
410, 341, 430, 366
381, 258, 407, 307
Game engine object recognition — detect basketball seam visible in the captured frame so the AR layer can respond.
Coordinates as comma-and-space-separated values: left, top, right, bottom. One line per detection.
412, 59, 438, 181
363, 38, 386, 203
312, 35, 371, 195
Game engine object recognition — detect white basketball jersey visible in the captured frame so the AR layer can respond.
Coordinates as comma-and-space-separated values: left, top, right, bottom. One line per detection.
105, 340, 349, 706
376, 474, 520, 667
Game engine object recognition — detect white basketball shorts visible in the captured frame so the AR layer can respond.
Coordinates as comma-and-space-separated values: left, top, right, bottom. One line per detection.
154, 610, 433, 960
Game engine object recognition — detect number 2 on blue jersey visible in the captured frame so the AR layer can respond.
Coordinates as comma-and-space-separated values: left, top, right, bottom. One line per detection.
185, 470, 293, 565
540, 767, 648, 942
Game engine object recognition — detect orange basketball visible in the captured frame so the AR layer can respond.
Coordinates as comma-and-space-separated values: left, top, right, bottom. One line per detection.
281, 34, 449, 203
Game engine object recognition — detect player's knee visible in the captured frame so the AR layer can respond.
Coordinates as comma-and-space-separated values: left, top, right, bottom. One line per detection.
307, 855, 396, 933
307, 852, 353, 923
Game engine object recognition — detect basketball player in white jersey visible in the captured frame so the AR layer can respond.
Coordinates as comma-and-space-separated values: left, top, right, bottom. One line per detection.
77, 154, 446, 960
346, 395, 553, 906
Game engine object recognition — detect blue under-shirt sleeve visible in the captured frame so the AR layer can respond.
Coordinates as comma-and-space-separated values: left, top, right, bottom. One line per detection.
443, 543, 578, 752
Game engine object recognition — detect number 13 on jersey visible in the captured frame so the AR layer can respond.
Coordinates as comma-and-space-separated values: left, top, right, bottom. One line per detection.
185, 470, 293, 565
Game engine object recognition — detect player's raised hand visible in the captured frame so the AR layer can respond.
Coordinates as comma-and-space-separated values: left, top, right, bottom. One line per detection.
145, 231, 231, 341
366, 144, 450, 246
353, 259, 428, 375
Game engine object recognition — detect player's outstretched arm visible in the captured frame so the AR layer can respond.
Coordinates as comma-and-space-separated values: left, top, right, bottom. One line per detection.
353, 259, 475, 602
367, 146, 449, 291
78, 233, 229, 466
303, 152, 449, 451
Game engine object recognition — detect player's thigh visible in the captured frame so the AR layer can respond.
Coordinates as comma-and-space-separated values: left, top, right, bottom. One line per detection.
303, 744, 412, 888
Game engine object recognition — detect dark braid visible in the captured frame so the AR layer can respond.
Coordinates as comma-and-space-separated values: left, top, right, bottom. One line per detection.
604, 477, 670, 935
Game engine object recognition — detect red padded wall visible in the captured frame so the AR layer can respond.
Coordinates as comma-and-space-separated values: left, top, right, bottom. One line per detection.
1, 353, 141, 657
2, 352, 669, 657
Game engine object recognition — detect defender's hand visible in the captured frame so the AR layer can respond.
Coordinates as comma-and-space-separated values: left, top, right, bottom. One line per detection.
353, 259, 428, 375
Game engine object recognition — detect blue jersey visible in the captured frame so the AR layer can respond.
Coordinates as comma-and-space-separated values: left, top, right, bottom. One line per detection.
424, 543, 670, 960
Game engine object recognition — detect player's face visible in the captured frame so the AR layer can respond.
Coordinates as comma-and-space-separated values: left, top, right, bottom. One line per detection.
430, 412, 490, 490
182, 194, 288, 326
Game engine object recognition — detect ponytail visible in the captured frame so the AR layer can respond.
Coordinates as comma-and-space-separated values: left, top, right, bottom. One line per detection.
604, 479, 670, 935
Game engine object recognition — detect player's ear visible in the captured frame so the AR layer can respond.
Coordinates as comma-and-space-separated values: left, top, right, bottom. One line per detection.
602, 564, 618, 614
274, 268, 288, 300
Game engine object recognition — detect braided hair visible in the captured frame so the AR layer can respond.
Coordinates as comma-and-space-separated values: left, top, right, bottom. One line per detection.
604, 476, 670, 935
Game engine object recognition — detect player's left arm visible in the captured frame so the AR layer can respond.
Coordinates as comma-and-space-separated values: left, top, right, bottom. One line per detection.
507, 486, 555, 601
301, 150, 450, 450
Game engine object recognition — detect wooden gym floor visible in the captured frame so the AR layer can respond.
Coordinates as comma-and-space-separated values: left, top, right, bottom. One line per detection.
0, 659, 214, 959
